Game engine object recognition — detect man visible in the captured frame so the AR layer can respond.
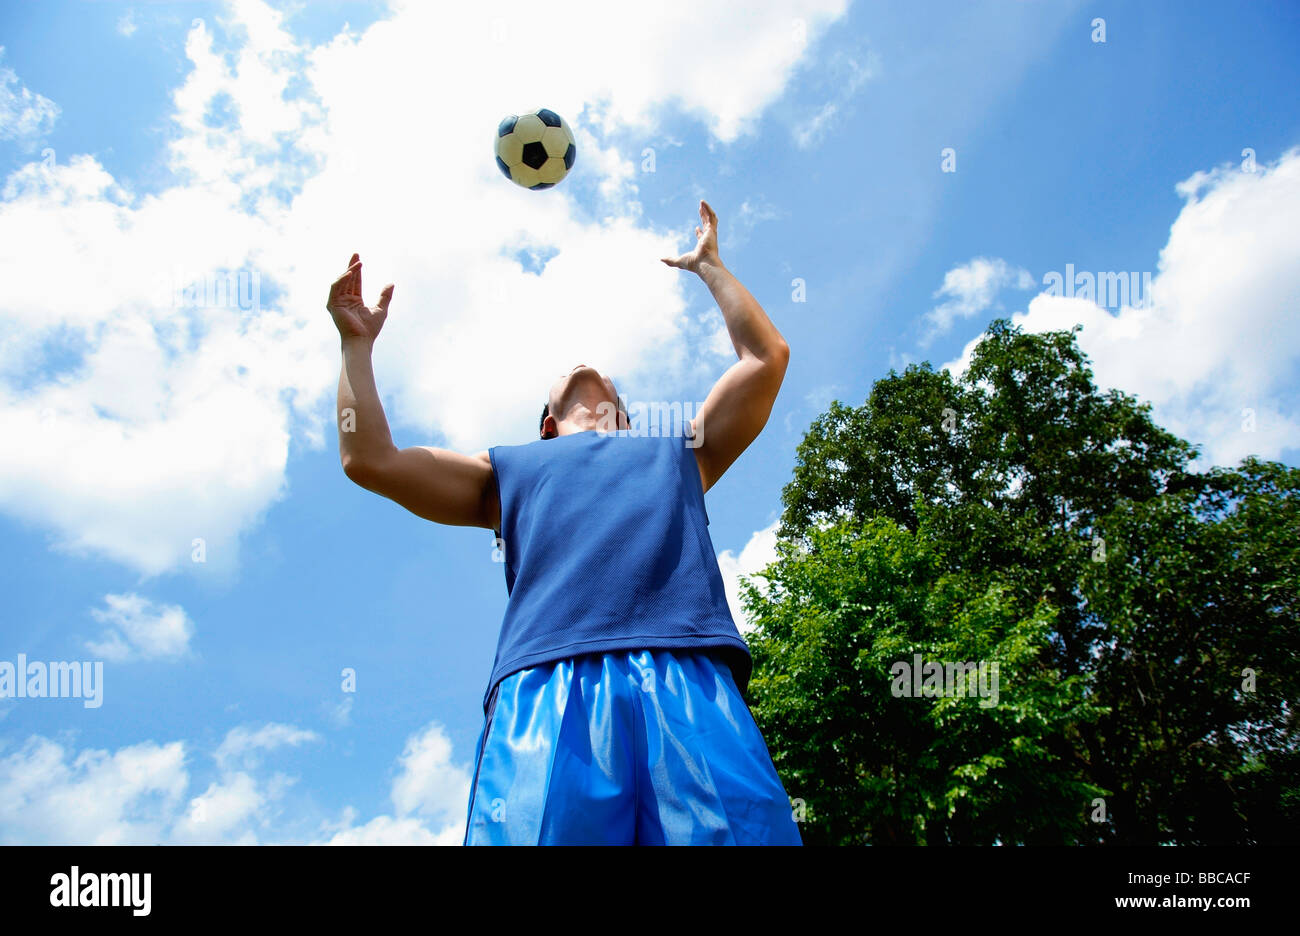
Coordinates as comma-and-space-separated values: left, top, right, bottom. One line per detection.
329, 200, 798, 845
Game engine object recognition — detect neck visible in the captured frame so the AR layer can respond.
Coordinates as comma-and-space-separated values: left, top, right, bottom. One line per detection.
555, 401, 620, 436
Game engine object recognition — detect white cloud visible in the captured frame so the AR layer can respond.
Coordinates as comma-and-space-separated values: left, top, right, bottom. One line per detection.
171, 772, 263, 843
942, 149, 1300, 468
318, 810, 455, 846
388, 722, 471, 825
0, 49, 58, 151
481, 0, 852, 145
85, 593, 195, 662
722, 196, 783, 252
214, 722, 320, 771
0, 718, 467, 844
326, 694, 354, 728
717, 520, 782, 635
924, 257, 1034, 345
793, 101, 838, 150
117, 11, 138, 38
0, 736, 187, 845
316, 721, 470, 845
0, 0, 850, 580
792, 47, 878, 149
0, 726, 300, 845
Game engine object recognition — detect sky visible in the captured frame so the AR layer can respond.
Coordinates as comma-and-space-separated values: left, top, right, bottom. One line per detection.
0, 0, 1296, 845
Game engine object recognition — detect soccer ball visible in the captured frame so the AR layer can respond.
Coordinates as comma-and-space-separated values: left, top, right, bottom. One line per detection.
494, 108, 576, 190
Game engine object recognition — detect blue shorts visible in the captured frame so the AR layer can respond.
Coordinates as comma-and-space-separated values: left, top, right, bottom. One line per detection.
463, 648, 802, 845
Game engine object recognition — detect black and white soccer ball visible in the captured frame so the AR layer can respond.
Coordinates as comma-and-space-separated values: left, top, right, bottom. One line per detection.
494, 108, 576, 190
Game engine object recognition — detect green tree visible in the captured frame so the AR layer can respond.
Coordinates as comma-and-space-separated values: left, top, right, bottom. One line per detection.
747, 319, 1300, 844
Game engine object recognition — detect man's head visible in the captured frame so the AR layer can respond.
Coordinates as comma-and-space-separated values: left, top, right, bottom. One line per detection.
540, 364, 629, 439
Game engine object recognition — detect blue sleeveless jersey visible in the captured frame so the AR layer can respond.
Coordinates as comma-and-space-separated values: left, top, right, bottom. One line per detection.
483, 429, 752, 714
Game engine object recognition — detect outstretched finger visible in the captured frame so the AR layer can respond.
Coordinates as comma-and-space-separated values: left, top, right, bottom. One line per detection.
333, 259, 359, 288
376, 283, 395, 313
351, 256, 362, 299
343, 254, 359, 295
702, 199, 717, 227
329, 264, 355, 302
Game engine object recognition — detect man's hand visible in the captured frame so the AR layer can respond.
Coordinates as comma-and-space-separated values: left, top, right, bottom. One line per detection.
661, 200, 721, 275
327, 252, 394, 344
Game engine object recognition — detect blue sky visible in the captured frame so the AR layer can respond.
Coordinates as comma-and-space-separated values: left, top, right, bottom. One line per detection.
1, 0, 1297, 843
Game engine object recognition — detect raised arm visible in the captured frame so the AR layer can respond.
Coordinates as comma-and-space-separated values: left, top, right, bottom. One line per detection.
661, 201, 790, 493
328, 254, 500, 531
